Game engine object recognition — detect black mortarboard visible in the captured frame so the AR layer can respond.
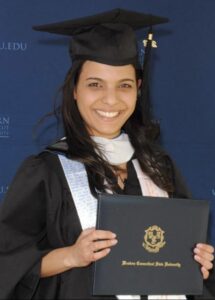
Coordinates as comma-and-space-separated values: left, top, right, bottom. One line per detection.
33, 8, 169, 66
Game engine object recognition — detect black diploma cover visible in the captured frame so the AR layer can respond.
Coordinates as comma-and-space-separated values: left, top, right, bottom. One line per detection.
93, 194, 209, 295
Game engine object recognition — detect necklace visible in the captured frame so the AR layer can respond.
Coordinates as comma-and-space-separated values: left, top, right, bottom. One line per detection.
114, 166, 127, 189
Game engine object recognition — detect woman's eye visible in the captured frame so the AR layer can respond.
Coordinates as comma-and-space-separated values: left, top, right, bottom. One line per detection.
88, 82, 102, 88
120, 83, 132, 89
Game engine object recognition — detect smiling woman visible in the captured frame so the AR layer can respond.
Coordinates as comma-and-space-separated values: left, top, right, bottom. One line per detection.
0, 8, 214, 300
74, 61, 140, 139
60, 57, 175, 196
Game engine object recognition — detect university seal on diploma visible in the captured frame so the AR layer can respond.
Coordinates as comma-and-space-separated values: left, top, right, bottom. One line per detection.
142, 225, 166, 253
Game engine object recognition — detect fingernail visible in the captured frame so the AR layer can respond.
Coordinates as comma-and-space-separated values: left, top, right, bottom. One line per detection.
112, 239, 118, 245
194, 248, 200, 254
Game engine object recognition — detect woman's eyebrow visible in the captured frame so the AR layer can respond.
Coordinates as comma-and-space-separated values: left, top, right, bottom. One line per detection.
86, 77, 135, 82
119, 78, 135, 82
86, 77, 103, 81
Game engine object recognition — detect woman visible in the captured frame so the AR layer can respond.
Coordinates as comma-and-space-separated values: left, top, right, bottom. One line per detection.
0, 8, 214, 300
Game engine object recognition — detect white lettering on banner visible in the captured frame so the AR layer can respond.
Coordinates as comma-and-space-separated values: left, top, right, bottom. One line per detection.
0, 186, 9, 194
0, 42, 27, 51
0, 186, 8, 202
0, 117, 10, 125
0, 116, 10, 138
212, 189, 215, 196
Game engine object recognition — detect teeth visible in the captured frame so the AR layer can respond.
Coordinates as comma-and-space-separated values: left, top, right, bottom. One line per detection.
96, 110, 119, 118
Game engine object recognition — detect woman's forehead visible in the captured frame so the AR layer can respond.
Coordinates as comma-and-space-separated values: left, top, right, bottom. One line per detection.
79, 61, 136, 80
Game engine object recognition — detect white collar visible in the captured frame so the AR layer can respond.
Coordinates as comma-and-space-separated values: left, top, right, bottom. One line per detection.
91, 133, 135, 165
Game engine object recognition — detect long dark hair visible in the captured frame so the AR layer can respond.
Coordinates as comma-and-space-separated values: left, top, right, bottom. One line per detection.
60, 60, 174, 195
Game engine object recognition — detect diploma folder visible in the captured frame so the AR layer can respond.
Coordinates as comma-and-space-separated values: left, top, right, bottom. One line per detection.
93, 194, 209, 296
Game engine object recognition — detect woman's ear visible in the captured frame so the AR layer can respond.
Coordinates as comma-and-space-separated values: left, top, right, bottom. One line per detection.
137, 79, 142, 97
137, 79, 142, 89
73, 87, 77, 100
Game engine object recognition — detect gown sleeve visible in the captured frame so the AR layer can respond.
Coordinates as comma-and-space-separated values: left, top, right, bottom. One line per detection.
171, 161, 192, 198
170, 159, 215, 299
0, 155, 52, 299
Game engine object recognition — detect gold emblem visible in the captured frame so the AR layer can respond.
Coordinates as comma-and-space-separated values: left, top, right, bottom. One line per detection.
142, 225, 166, 253
143, 33, 158, 48
143, 39, 157, 48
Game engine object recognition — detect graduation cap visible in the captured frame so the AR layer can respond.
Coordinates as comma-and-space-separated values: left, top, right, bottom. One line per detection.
33, 8, 169, 67
33, 8, 169, 139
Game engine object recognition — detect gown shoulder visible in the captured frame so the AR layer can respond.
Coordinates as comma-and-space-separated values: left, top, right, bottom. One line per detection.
0, 152, 62, 299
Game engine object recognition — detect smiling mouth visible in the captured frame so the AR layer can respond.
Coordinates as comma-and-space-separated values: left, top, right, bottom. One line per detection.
95, 110, 120, 118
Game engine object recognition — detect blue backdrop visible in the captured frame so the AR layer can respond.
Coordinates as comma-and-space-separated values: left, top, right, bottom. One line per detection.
0, 0, 215, 245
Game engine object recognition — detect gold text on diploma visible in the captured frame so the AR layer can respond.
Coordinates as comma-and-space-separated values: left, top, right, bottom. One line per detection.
121, 260, 181, 268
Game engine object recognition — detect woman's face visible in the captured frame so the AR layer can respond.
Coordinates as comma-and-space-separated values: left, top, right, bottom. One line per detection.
74, 60, 140, 139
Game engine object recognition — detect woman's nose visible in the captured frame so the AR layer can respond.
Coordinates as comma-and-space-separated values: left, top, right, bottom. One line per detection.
101, 88, 119, 105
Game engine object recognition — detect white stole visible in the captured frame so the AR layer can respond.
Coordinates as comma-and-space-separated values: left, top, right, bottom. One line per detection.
58, 154, 186, 300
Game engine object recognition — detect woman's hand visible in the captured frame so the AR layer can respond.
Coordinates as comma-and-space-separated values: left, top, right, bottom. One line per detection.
64, 228, 118, 268
194, 243, 214, 279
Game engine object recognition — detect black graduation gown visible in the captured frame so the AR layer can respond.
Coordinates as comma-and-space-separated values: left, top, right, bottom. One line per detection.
0, 143, 214, 300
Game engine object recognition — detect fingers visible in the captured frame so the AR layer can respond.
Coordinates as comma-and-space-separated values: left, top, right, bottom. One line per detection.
194, 248, 214, 263
90, 229, 117, 241
80, 228, 116, 242
90, 236, 119, 261
194, 243, 214, 279
75, 229, 117, 265
92, 248, 111, 262
197, 243, 214, 254
194, 253, 213, 270
87, 230, 118, 253
92, 239, 118, 252
201, 266, 210, 280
